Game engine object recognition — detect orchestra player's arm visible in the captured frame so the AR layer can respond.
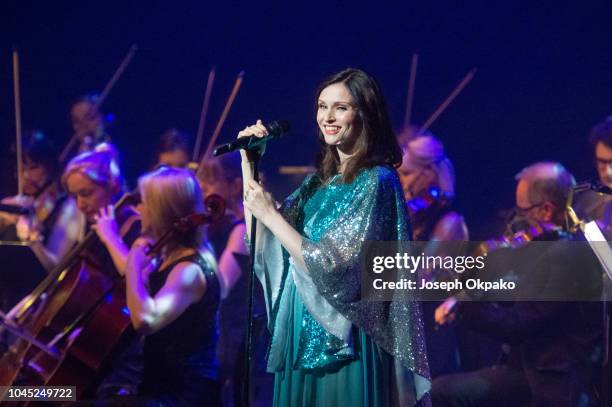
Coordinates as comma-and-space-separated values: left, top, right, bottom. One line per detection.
92, 205, 131, 276
124, 238, 207, 335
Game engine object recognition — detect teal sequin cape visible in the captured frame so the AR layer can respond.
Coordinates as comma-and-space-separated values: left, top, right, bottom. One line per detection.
253, 166, 431, 406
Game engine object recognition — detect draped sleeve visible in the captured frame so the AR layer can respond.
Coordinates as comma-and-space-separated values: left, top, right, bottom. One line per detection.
252, 166, 431, 401
299, 167, 430, 385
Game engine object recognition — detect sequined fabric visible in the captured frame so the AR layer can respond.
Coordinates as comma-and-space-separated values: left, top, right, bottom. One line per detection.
253, 166, 431, 401
294, 307, 354, 369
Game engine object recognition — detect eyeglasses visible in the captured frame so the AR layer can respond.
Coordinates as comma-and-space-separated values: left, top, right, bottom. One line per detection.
514, 201, 546, 217
595, 157, 612, 167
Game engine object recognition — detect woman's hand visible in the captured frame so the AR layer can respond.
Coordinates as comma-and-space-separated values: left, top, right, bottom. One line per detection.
126, 237, 156, 283
237, 119, 268, 162
243, 179, 277, 225
91, 205, 120, 246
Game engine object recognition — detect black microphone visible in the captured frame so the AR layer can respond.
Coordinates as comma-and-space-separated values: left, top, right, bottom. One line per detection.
213, 120, 290, 156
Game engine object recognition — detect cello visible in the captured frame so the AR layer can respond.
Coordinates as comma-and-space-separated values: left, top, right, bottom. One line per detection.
0, 193, 224, 404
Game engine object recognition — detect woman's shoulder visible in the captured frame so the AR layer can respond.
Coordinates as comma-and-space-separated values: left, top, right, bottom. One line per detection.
165, 250, 216, 289
372, 165, 399, 180
163, 249, 215, 273
164, 259, 209, 300
356, 165, 401, 189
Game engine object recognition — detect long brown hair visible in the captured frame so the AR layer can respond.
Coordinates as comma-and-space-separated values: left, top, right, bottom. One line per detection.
315, 68, 402, 184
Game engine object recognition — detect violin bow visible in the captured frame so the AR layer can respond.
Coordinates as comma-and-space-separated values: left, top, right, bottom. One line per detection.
12, 47, 23, 195
403, 53, 418, 130
200, 70, 245, 162
418, 67, 476, 134
192, 67, 216, 162
59, 44, 138, 162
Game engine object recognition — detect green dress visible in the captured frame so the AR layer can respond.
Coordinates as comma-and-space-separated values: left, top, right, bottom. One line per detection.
253, 166, 430, 407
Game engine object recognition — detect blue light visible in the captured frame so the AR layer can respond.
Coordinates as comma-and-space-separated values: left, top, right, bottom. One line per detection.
122, 306, 131, 316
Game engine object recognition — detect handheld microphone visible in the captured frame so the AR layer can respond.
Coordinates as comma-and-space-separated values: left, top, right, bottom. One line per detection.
213, 120, 290, 156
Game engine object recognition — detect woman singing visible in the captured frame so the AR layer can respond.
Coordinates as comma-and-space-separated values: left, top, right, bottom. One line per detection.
240, 68, 431, 406
123, 167, 221, 406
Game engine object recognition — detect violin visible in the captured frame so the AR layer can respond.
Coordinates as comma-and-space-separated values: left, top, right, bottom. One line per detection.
0, 182, 64, 243
406, 185, 452, 240
473, 219, 567, 258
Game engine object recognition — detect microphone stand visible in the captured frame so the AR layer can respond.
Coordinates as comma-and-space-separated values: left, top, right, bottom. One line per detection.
214, 131, 284, 407
241, 149, 261, 407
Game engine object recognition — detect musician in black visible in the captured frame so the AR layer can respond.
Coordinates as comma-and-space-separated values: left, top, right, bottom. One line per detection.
122, 166, 221, 406
197, 152, 271, 406
0, 132, 81, 318
433, 162, 604, 407
574, 118, 612, 236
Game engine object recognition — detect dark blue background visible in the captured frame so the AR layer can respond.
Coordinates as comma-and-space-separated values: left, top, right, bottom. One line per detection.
2, 1, 611, 237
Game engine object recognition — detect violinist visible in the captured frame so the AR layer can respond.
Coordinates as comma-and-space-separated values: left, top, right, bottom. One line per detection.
153, 128, 191, 169
397, 127, 468, 242
69, 94, 111, 158
0, 131, 80, 271
0, 132, 80, 330
2, 144, 143, 399
197, 153, 247, 294
197, 153, 270, 406
432, 162, 604, 407
574, 117, 612, 237
397, 129, 469, 378
120, 167, 221, 405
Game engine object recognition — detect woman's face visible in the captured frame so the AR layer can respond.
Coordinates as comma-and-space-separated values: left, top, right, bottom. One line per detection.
71, 101, 102, 140
316, 83, 359, 152
66, 172, 113, 221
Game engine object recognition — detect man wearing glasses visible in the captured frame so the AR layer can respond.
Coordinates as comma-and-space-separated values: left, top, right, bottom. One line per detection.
574, 118, 612, 235
432, 162, 604, 407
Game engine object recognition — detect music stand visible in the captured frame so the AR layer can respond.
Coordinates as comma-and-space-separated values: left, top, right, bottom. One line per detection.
0, 240, 46, 312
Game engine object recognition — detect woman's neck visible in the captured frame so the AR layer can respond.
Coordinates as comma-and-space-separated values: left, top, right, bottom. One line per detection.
336, 145, 357, 173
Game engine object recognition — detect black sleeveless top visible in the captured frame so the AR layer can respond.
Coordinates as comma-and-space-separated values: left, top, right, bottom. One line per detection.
140, 251, 221, 398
